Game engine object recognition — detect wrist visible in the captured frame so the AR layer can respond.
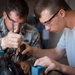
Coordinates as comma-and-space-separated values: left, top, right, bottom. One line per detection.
58, 63, 67, 74
31, 47, 36, 54
1, 38, 7, 50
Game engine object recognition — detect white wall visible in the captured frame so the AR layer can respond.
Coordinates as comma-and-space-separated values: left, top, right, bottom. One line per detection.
66, 0, 75, 10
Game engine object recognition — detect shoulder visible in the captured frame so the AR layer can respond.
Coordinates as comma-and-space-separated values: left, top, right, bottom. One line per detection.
63, 28, 71, 35
23, 23, 39, 34
63, 27, 75, 35
0, 17, 3, 25
0, 17, 4, 22
0, 17, 5, 30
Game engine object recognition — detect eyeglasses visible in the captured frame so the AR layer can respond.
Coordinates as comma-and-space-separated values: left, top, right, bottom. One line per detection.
7, 13, 16, 23
43, 10, 60, 25
7, 13, 26, 32
7, 13, 26, 25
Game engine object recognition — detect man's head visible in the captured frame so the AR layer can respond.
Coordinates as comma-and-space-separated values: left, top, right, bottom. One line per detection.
34, 0, 72, 33
3, 0, 29, 33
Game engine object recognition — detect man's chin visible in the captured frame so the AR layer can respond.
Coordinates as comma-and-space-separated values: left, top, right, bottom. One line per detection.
50, 30, 60, 33
50, 30, 56, 32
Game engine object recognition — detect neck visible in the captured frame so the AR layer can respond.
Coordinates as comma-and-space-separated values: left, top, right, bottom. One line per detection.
65, 10, 75, 29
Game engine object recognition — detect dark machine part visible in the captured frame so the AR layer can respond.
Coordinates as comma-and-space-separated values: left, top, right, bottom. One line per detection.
18, 44, 29, 61
0, 56, 19, 75
0, 43, 29, 75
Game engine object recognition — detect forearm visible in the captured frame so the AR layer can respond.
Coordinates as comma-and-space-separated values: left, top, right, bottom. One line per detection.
32, 48, 59, 60
59, 63, 75, 75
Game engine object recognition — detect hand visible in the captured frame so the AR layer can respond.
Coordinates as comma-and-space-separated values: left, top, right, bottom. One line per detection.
19, 61, 31, 75
16, 42, 33, 56
1, 31, 23, 49
34, 56, 61, 74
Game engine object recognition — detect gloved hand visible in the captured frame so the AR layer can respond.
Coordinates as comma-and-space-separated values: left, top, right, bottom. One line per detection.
1, 31, 23, 49
19, 61, 31, 75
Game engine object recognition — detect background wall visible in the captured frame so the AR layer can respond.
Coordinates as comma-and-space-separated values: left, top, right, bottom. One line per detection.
0, 0, 6, 17
0, 0, 75, 48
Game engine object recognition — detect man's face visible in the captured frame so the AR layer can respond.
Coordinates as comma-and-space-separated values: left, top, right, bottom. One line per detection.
4, 11, 27, 33
39, 9, 65, 33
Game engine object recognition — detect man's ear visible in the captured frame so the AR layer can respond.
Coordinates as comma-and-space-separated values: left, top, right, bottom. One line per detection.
3, 11, 7, 19
59, 9, 66, 18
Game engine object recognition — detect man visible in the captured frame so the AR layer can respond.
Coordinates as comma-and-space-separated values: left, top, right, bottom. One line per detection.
0, 0, 41, 75
17, 0, 75, 74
